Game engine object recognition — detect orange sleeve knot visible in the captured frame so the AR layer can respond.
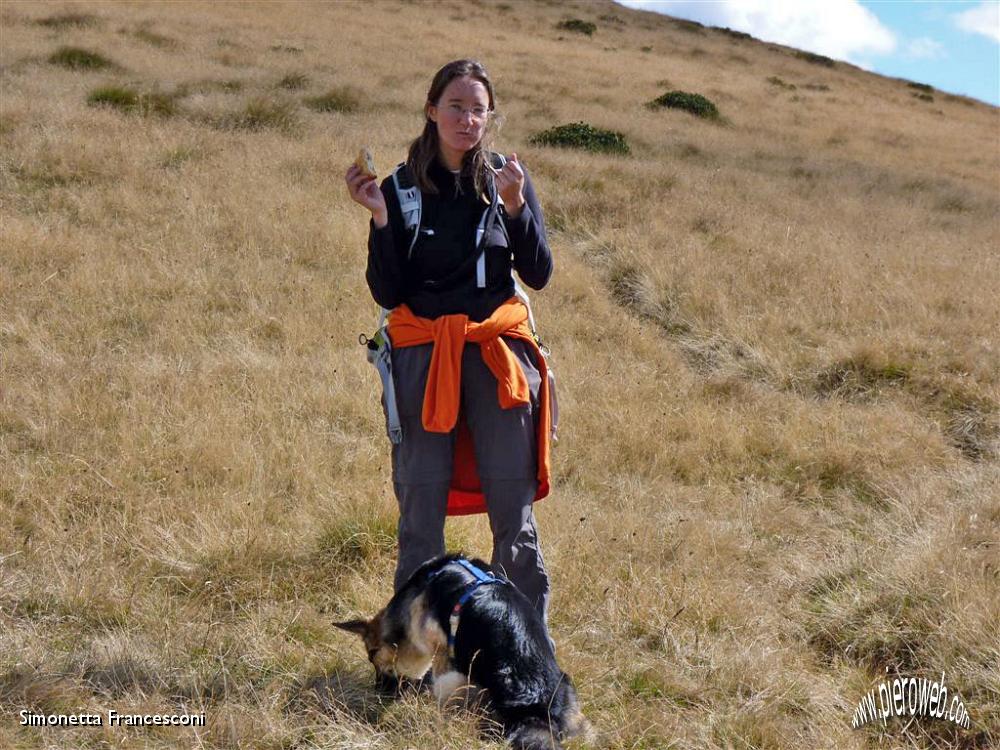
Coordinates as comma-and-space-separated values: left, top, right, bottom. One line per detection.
386, 297, 551, 514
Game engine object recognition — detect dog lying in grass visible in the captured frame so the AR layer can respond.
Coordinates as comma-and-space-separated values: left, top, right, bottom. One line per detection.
336, 553, 592, 750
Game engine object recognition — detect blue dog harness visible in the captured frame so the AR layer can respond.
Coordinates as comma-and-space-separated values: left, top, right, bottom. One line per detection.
429, 559, 509, 658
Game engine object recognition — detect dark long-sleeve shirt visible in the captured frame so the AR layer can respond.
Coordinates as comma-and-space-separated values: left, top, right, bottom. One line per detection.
365, 156, 552, 322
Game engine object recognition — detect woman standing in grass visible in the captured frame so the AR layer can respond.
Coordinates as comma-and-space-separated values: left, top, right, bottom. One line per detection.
345, 59, 555, 634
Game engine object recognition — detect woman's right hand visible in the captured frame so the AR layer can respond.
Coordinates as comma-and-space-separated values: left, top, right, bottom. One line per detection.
345, 164, 388, 228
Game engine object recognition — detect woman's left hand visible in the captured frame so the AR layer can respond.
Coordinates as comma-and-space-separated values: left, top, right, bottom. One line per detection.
494, 152, 525, 218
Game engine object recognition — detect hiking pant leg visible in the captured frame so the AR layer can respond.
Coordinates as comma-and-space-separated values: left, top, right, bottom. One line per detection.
393, 480, 450, 592
461, 340, 551, 624
387, 343, 454, 592
481, 477, 551, 626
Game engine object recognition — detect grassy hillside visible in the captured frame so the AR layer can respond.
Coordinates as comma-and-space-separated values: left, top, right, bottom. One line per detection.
1, 1, 997, 748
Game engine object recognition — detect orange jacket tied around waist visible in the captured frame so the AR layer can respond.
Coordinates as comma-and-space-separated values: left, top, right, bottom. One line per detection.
386, 297, 551, 516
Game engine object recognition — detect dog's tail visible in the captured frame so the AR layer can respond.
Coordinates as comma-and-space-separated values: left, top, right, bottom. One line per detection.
506, 716, 563, 750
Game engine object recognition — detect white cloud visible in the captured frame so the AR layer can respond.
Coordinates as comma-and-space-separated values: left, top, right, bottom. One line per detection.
953, 2, 1000, 44
903, 37, 946, 60
617, 0, 897, 63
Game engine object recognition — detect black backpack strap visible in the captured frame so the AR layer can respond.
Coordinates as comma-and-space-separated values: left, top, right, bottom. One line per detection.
391, 162, 422, 259
395, 161, 415, 189
486, 152, 510, 246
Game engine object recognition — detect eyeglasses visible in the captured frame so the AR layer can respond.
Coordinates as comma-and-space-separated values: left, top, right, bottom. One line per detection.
442, 103, 491, 121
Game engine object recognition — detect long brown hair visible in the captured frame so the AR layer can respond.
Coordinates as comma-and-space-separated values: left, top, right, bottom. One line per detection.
407, 59, 498, 198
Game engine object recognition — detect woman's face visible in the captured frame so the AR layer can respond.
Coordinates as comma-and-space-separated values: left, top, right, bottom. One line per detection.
427, 75, 491, 161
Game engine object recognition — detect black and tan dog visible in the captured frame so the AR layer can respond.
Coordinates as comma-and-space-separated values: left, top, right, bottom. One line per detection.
336, 553, 592, 750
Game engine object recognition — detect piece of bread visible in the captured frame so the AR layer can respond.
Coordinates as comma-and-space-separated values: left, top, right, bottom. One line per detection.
355, 147, 376, 178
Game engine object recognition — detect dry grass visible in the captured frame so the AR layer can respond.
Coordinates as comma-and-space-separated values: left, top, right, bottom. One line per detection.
2, 1, 998, 748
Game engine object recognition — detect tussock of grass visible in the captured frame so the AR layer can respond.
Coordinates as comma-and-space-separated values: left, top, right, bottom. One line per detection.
814, 351, 910, 401
86, 86, 178, 117
303, 86, 361, 113
278, 73, 309, 91
675, 141, 705, 159
277, 72, 309, 90
47, 46, 116, 70
647, 89, 720, 119
6, 151, 102, 191
216, 97, 299, 132
935, 191, 975, 212
934, 389, 999, 461
315, 514, 397, 566
36, 12, 99, 28
767, 75, 796, 90
529, 121, 630, 154
780, 457, 886, 508
805, 577, 939, 670
628, 669, 706, 708
608, 260, 648, 312
132, 27, 178, 49
176, 78, 244, 96
81, 654, 160, 697
159, 145, 202, 169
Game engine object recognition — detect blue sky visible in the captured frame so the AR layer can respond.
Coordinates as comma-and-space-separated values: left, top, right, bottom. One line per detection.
616, 1, 1000, 106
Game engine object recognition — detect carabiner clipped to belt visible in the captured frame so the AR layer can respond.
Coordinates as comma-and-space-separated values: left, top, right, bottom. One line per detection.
360, 327, 402, 444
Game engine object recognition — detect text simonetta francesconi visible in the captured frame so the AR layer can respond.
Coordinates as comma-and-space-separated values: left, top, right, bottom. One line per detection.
19, 709, 206, 727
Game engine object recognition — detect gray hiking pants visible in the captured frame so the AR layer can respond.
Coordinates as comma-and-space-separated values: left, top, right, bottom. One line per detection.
387, 339, 551, 626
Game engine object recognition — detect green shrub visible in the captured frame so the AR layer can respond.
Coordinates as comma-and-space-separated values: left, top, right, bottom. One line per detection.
795, 50, 836, 67
556, 19, 596, 36
907, 81, 934, 93
87, 86, 177, 116
48, 46, 116, 70
528, 121, 629, 155
303, 87, 360, 113
647, 90, 720, 120
673, 19, 705, 34
716, 26, 751, 41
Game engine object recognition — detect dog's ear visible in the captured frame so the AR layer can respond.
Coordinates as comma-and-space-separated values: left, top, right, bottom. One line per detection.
334, 619, 369, 637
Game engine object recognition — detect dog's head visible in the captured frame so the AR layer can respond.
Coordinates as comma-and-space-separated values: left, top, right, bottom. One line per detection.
334, 612, 398, 677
